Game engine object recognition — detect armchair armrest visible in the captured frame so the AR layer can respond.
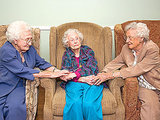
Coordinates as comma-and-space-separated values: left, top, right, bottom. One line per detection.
108, 78, 125, 120
40, 78, 56, 120
109, 78, 124, 105
122, 77, 141, 120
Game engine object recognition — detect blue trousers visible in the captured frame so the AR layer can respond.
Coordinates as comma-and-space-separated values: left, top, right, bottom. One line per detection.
0, 81, 26, 120
63, 82, 103, 120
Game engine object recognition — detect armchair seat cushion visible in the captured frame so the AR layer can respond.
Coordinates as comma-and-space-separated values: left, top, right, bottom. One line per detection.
52, 82, 117, 116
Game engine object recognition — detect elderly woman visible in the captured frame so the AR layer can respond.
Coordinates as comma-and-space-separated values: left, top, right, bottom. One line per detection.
95, 22, 160, 120
60, 29, 103, 120
0, 21, 68, 120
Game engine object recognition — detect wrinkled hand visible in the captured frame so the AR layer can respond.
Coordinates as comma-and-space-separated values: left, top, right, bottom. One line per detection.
94, 72, 113, 85
59, 70, 69, 75
60, 72, 76, 82
51, 70, 69, 79
79, 75, 99, 85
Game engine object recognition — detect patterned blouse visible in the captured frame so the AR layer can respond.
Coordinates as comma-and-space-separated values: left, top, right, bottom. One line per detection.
60, 45, 99, 88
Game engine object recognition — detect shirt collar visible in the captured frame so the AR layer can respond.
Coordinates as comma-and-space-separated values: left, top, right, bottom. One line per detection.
66, 45, 88, 59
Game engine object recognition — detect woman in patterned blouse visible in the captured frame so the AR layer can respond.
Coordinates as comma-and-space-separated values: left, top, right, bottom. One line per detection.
60, 29, 103, 120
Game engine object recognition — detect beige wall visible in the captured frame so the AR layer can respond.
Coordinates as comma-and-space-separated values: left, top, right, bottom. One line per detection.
1, 0, 160, 62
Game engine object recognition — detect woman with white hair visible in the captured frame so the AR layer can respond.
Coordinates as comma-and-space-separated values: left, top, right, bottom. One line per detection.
0, 21, 68, 120
95, 22, 160, 120
60, 29, 104, 120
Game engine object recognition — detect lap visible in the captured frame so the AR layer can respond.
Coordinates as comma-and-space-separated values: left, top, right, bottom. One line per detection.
139, 87, 159, 103
65, 82, 103, 102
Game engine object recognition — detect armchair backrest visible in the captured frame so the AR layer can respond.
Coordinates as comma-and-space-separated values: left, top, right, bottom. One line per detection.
0, 25, 40, 53
0, 25, 8, 47
114, 20, 160, 56
49, 22, 112, 71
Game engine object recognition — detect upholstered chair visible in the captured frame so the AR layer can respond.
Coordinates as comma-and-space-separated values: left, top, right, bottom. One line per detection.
40, 22, 125, 120
0, 25, 40, 120
114, 20, 160, 120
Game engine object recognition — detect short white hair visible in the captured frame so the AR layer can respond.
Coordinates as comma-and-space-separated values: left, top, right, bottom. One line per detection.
62, 29, 83, 48
6, 21, 31, 43
124, 22, 150, 41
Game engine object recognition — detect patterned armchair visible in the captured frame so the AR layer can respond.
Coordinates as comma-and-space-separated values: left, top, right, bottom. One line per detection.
114, 20, 160, 120
40, 22, 125, 120
0, 25, 41, 120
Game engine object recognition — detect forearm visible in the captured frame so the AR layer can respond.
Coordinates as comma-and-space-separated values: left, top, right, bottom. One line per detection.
97, 71, 122, 82
46, 66, 59, 72
33, 71, 53, 78
60, 72, 77, 81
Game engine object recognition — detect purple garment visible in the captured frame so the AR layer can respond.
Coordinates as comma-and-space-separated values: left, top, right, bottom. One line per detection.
60, 45, 108, 89
61, 45, 99, 76
72, 57, 81, 82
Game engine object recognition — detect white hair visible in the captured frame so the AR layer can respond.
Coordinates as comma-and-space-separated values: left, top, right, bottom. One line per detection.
62, 29, 83, 48
124, 22, 150, 41
6, 21, 31, 43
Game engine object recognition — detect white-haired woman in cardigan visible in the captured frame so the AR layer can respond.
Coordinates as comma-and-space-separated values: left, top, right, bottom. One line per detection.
95, 22, 160, 120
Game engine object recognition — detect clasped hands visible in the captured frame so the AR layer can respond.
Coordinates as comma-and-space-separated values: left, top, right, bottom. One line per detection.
60, 72, 115, 85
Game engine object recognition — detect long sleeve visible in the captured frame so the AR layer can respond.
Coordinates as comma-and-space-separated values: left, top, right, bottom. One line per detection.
102, 50, 125, 73
120, 44, 160, 79
1, 47, 39, 80
33, 47, 52, 70
61, 51, 73, 71
102, 44, 126, 72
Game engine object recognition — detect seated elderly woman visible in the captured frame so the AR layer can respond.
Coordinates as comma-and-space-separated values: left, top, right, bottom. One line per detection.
60, 29, 103, 120
0, 21, 68, 120
95, 22, 160, 120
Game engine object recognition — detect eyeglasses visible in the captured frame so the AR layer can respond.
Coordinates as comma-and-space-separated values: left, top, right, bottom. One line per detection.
123, 36, 136, 41
21, 38, 32, 44
124, 36, 144, 42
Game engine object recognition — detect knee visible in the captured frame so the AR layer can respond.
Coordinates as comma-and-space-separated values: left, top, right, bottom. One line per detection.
141, 95, 159, 109
83, 101, 94, 110
64, 99, 82, 115
69, 99, 82, 108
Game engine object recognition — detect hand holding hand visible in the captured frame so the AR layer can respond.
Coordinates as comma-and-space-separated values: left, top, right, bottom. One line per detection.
60, 72, 76, 82
50, 70, 69, 78
59, 70, 70, 75
79, 75, 98, 85
94, 72, 113, 85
